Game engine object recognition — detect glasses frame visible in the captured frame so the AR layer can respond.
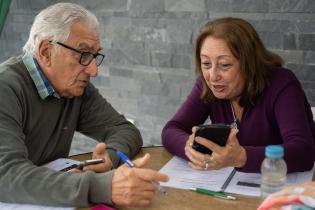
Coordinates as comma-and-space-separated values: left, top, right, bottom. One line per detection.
54, 41, 105, 66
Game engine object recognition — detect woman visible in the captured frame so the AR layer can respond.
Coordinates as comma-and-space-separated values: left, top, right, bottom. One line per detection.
162, 17, 315, 173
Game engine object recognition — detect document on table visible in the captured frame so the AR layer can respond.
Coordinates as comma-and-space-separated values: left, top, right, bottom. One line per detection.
0, 202, 74, 210
43, 158, 80, 171
159, 156, 315, 196
0, 159, 79, 210
225, 168, 315, 196
159, 156, 234, 192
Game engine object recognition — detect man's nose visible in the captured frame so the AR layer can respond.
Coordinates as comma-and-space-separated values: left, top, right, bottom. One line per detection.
84, 59, 98, 77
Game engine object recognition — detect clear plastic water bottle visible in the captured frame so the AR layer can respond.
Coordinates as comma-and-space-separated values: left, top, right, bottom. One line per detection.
260, 145, 287, 199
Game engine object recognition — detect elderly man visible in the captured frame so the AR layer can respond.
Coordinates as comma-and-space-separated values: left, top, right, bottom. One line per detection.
0, 2, 168, 207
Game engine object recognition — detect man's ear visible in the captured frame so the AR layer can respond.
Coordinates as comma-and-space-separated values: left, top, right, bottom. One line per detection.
37, 40, 52, 67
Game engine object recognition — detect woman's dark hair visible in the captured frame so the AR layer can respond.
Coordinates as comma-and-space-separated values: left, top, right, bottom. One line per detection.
195, 17, 283, 106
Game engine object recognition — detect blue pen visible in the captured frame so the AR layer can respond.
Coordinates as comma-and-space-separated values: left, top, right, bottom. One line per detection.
116, 150, 167, 195
117, 151, 135, 167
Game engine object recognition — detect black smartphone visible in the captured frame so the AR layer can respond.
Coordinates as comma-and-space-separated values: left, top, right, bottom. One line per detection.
192, 124, 231, 155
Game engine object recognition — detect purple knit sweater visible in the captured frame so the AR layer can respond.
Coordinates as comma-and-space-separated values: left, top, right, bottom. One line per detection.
162, 67, 315, 173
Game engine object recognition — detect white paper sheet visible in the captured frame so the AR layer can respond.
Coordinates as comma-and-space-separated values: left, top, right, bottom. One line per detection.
225, 165, 315, 196
0, 202, 74, 210
159, 156, 315, 197
159, 156, 234, 192
43, 158, 80, 171
225, 171, 261, 196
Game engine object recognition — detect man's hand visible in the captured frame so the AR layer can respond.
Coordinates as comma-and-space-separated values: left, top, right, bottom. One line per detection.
111, 154, 169, 206
72, 143, 113, 173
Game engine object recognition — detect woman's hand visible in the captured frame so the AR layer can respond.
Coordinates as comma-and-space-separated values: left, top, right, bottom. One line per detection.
184, 127, 247, 170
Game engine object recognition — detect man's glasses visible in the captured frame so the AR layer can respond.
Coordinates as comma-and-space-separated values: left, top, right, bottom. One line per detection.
54, 41, 105, 66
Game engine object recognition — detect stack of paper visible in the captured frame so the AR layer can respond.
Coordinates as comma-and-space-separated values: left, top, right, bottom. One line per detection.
160, 156, 315, 197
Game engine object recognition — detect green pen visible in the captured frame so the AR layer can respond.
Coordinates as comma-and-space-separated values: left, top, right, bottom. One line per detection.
190, 188, 236, 200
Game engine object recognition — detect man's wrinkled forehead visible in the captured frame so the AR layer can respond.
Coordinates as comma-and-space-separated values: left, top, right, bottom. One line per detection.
67, 22, 101, 52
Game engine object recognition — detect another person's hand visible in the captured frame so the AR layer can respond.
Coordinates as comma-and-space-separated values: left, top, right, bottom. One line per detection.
72, 143, 113, 173
111, 153, 169, 206
184, 127, 246, 170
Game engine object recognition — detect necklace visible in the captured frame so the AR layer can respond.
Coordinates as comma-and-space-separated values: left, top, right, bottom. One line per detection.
230, 101, 242, 129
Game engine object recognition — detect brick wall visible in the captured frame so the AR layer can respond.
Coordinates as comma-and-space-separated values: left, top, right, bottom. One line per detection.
0, 0, 314, 155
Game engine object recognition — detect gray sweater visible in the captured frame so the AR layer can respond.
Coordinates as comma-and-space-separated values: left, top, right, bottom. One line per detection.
0, 55, 143, 207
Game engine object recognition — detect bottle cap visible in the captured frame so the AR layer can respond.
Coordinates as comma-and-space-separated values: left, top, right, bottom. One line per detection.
265, 145, 284, 158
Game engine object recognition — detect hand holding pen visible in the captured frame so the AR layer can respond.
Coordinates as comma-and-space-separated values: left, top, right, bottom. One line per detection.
88, 143, 113, 172
111, 152, 169, 206
116, 150, 167, 195
71, 143, 113, 173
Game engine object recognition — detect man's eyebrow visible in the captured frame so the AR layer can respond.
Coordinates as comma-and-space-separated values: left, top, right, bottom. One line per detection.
78, 43, 102, 52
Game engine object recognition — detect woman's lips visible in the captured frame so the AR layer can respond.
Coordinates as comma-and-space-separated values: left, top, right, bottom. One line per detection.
212, 84, 225, 93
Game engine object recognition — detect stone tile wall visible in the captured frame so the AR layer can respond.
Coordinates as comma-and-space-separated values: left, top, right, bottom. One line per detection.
0, 0, 314, 155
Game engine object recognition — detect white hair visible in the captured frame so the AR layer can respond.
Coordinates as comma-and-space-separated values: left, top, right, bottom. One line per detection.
23, 2, 99, 56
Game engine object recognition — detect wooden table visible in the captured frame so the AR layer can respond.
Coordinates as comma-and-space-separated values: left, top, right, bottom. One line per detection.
75, 146, 262, 210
